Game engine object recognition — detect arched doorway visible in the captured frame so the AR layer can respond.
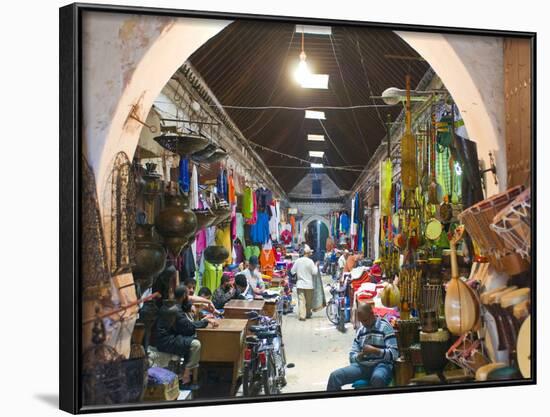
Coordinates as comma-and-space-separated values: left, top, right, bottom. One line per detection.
306, 220, 329, 261
83, 14, 508, 217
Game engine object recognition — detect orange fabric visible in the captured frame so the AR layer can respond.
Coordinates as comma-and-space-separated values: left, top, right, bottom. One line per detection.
260, 249, 276, 277
228, 174, 236, 204
290, 216, 296, 236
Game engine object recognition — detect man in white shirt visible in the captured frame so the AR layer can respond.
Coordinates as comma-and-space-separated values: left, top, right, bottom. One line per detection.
242, 255, 265, 297
291, 244, 319, 321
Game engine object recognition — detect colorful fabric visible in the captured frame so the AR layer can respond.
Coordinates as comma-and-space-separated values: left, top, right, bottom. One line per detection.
178, 157, 190, 193
244, 245, 260, 262
202, 260, 223, 292
242, 187, 254, 219
260, 248, 276, 277
215, 225, 232, 265
249, 212, 270, 244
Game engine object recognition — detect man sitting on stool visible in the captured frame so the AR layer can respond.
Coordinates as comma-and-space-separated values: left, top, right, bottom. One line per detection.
327, 301, 398, 390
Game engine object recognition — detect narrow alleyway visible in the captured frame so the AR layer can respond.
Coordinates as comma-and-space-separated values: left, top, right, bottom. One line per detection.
281, 277, 356, 393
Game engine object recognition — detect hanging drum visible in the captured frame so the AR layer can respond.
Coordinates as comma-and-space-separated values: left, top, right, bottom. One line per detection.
444, 226, 480, 335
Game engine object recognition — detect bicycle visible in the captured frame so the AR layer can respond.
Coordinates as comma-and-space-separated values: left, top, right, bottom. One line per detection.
326, 275, 349, 332
241, 311, 287, 396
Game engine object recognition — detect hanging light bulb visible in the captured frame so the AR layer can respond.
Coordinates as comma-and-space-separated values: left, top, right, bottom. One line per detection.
294, 50, 310, 85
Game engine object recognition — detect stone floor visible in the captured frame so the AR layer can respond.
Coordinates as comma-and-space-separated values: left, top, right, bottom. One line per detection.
280, 277, 356, 393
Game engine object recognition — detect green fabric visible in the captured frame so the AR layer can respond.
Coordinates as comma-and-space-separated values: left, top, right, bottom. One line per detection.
244, 245, 260, 262
242, 187, 254, 219
202, 261, 223, 292
236, 213, 247, 248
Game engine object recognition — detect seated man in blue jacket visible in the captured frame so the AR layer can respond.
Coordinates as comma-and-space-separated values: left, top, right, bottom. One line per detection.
327, 301, 398, 390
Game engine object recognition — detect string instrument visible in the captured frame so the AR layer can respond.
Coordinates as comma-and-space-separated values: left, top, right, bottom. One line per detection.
444, 225, 480, 335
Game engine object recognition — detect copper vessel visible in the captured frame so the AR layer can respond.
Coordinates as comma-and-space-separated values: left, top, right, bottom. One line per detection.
204, 245, 229, 265
155, 193, 197, 256
132, 224, 166, 291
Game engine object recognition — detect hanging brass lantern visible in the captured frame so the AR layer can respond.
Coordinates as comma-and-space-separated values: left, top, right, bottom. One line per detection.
155, 193, 197, 257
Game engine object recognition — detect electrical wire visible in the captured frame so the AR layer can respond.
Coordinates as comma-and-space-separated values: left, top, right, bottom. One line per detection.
329, 32, 371, 155
205, 103, 393, 111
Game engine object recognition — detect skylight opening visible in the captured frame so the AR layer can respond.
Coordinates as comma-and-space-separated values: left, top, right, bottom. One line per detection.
307, 134, 325, 142
305, 110, 326, 120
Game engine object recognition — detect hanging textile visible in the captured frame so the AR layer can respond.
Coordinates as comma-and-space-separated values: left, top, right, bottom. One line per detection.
280, 226, 292, 245
340, 212, 350, 234
235, 213, 246, 249
290, 215, 296, 238
357, 222, 363, 252
269, 204, 279, 241
242, 187, 254, 219
233, 239, 245, 264
256, 187, 273, 215
230, 203, 237, 240
260, 247, 276, 277
216, 169, 228, 201
178, 157, 190, 193
380, 160, 392, 216
228, 173, 236, 205
215, 225, 232, 265
245, 190, 258, 225
244, 245, 260, 262
190, 164, 199, 210
350, 196, 356, 236
202, 260, 223, 292
250, 212, 270, 244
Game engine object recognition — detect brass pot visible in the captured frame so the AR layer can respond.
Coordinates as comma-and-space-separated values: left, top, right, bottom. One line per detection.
204, 245, 229, 265
132, 224, 166, 291
155, 193, 197, 256
154, 133, 209, 155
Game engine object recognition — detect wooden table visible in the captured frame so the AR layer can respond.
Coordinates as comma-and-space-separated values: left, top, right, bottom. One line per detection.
223, 299, 265, 319
196, 318, 248, 395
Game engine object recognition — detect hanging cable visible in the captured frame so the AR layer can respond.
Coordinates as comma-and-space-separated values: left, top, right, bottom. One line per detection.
204, 103, 394, 111
329, 32, 371, 155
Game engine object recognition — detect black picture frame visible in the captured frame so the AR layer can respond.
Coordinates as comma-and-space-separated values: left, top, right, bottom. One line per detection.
59, 2, 537, 414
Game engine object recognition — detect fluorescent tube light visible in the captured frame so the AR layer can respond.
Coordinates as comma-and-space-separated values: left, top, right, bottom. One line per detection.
309, 151, 325, 158
310, 163, 324, 168
307, 134, 325, 142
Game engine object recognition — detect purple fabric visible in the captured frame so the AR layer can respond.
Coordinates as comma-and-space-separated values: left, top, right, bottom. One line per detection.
147, 367, 178, 386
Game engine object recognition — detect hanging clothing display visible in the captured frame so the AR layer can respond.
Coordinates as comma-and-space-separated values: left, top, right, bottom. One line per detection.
235, 213, 246, 249
227, 173, 236, 205
215, 225, 232, 265
233, 239, 245, 264
216, 169, 228, 201
178, 157, 190, 193
190, 164, 199, 210
242, 186, 255, 220
340, 212, 350, 234
269, 203, 279, 241
250, 212, 270, 244
280, 227, 292, 245
260, 247, 276, 277
201, 260, 223, 292
244, 245, 260, 262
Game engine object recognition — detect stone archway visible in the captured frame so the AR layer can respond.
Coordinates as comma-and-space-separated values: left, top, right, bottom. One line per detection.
395, 31, 507, 196
302, 214, 331, 232
82, 15, 509, 212
82, 12, 231, 206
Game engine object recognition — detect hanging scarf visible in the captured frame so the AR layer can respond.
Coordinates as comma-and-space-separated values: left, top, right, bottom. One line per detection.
178, 157, 190, 193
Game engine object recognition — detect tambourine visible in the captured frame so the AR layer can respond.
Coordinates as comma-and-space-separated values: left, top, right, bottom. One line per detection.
425, 218, 443, 241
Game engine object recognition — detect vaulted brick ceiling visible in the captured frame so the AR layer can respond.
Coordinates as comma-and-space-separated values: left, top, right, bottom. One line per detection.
188, 20, 429, 192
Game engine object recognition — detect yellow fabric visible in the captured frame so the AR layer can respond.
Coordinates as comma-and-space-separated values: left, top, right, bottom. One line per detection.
215, 225, 232, 265
380, 159, 392, 216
